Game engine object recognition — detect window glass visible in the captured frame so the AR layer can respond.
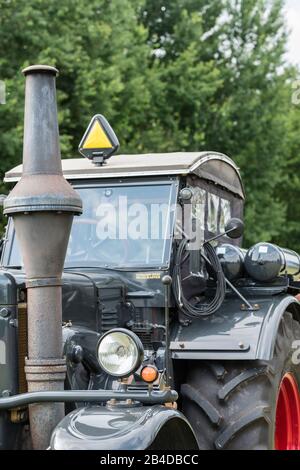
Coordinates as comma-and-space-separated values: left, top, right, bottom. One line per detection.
189, 186, 233, 239
192, 187, 206, 232
207, 193, 219, 233
8, 183, 176, 269
219, 198, 232, 232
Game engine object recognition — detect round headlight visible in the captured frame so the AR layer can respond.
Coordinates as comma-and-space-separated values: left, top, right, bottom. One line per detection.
97, 328, 144, 377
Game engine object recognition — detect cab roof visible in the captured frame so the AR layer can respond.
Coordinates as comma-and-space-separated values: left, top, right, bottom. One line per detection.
4, 151, 245, 199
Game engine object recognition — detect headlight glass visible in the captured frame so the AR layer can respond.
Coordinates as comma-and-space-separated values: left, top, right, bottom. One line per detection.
97, 329, 144, 377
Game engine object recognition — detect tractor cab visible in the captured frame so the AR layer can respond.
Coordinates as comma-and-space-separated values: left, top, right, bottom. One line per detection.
4, 151, 245, 271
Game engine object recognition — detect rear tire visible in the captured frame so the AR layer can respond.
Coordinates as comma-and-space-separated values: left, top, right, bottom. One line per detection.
181, 311, 300, 450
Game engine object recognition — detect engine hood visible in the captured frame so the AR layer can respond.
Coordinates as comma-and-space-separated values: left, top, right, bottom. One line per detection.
0, 267, 165, 329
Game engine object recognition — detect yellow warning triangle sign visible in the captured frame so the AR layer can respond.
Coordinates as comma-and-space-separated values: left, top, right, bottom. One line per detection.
82, 120, 112, 149
79, 114, 119, 162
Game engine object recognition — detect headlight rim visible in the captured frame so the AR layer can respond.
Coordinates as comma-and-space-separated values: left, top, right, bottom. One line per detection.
96, 328, 144, 378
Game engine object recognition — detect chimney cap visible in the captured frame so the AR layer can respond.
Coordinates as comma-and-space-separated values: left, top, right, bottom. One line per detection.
22, 65, 58, 76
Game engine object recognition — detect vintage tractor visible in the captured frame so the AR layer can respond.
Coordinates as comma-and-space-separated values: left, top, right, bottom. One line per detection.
0, 65, 300, 450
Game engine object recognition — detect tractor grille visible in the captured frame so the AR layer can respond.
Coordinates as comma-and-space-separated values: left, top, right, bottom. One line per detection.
98, 286, 123, 334
131, 323, 154, 348
17, 303, 28, 393
100, 311, 118, 334
135, 331, 152, 348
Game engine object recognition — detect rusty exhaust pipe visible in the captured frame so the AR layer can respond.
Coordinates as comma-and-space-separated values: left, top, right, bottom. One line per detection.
4, 65, 82, 449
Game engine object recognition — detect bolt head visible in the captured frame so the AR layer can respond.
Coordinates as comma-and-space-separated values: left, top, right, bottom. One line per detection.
162, 275, 172, 285
0, 308, 10, 318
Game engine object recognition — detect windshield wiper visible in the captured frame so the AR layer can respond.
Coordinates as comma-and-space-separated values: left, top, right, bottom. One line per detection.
64, 265, 127, 272
64, 265, 163, 272
3, 265, 23, 270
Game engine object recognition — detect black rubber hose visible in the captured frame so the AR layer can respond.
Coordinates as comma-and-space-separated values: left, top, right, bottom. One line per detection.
172, 239, 225, 318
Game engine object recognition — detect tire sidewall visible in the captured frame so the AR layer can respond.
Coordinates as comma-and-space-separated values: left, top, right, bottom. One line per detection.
269, 314, 300, 449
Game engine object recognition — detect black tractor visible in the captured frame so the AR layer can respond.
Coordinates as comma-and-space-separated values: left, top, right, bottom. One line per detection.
0, 65, 299, 450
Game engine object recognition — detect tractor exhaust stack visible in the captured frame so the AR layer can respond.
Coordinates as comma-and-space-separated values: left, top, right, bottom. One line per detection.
3, 65, 82, 449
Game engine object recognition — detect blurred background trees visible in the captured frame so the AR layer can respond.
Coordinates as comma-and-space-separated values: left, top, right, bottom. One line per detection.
0, 0, 299, 248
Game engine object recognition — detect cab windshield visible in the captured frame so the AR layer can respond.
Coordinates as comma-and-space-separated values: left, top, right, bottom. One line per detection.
8, 181, 177, 269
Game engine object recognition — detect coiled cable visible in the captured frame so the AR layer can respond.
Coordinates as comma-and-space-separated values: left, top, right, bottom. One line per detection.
172, 238, 226, 317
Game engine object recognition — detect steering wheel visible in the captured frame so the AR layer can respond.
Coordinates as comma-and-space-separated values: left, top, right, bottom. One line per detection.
89, 237, 129, 265
66, 218, 130, 265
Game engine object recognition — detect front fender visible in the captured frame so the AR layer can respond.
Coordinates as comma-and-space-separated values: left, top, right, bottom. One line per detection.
50, 404, 198, 450
170, 295, 300, 361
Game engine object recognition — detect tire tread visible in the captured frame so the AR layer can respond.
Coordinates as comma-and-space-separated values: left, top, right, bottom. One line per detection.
181, 312, 300, 450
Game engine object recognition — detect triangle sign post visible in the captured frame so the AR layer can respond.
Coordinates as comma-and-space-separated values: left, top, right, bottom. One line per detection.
78, 114, 119, 165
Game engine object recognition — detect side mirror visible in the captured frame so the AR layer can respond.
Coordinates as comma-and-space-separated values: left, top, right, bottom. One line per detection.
225, 218, 244, 239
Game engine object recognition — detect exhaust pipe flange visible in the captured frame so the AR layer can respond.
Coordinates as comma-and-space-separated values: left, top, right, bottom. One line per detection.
25, 358, 67, 451
25, 358, 67, 382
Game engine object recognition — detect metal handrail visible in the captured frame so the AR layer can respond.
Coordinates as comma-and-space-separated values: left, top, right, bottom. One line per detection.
0, 388, 178, 410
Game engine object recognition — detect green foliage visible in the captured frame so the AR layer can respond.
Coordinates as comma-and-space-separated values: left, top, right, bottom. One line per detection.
276, 77, 300, 252
206, 0, 290, 246
0, 0, 299, 249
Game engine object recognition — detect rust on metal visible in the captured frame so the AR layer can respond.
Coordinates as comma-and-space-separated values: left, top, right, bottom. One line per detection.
17, 302, 27, 394
3, 65, 82, 449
